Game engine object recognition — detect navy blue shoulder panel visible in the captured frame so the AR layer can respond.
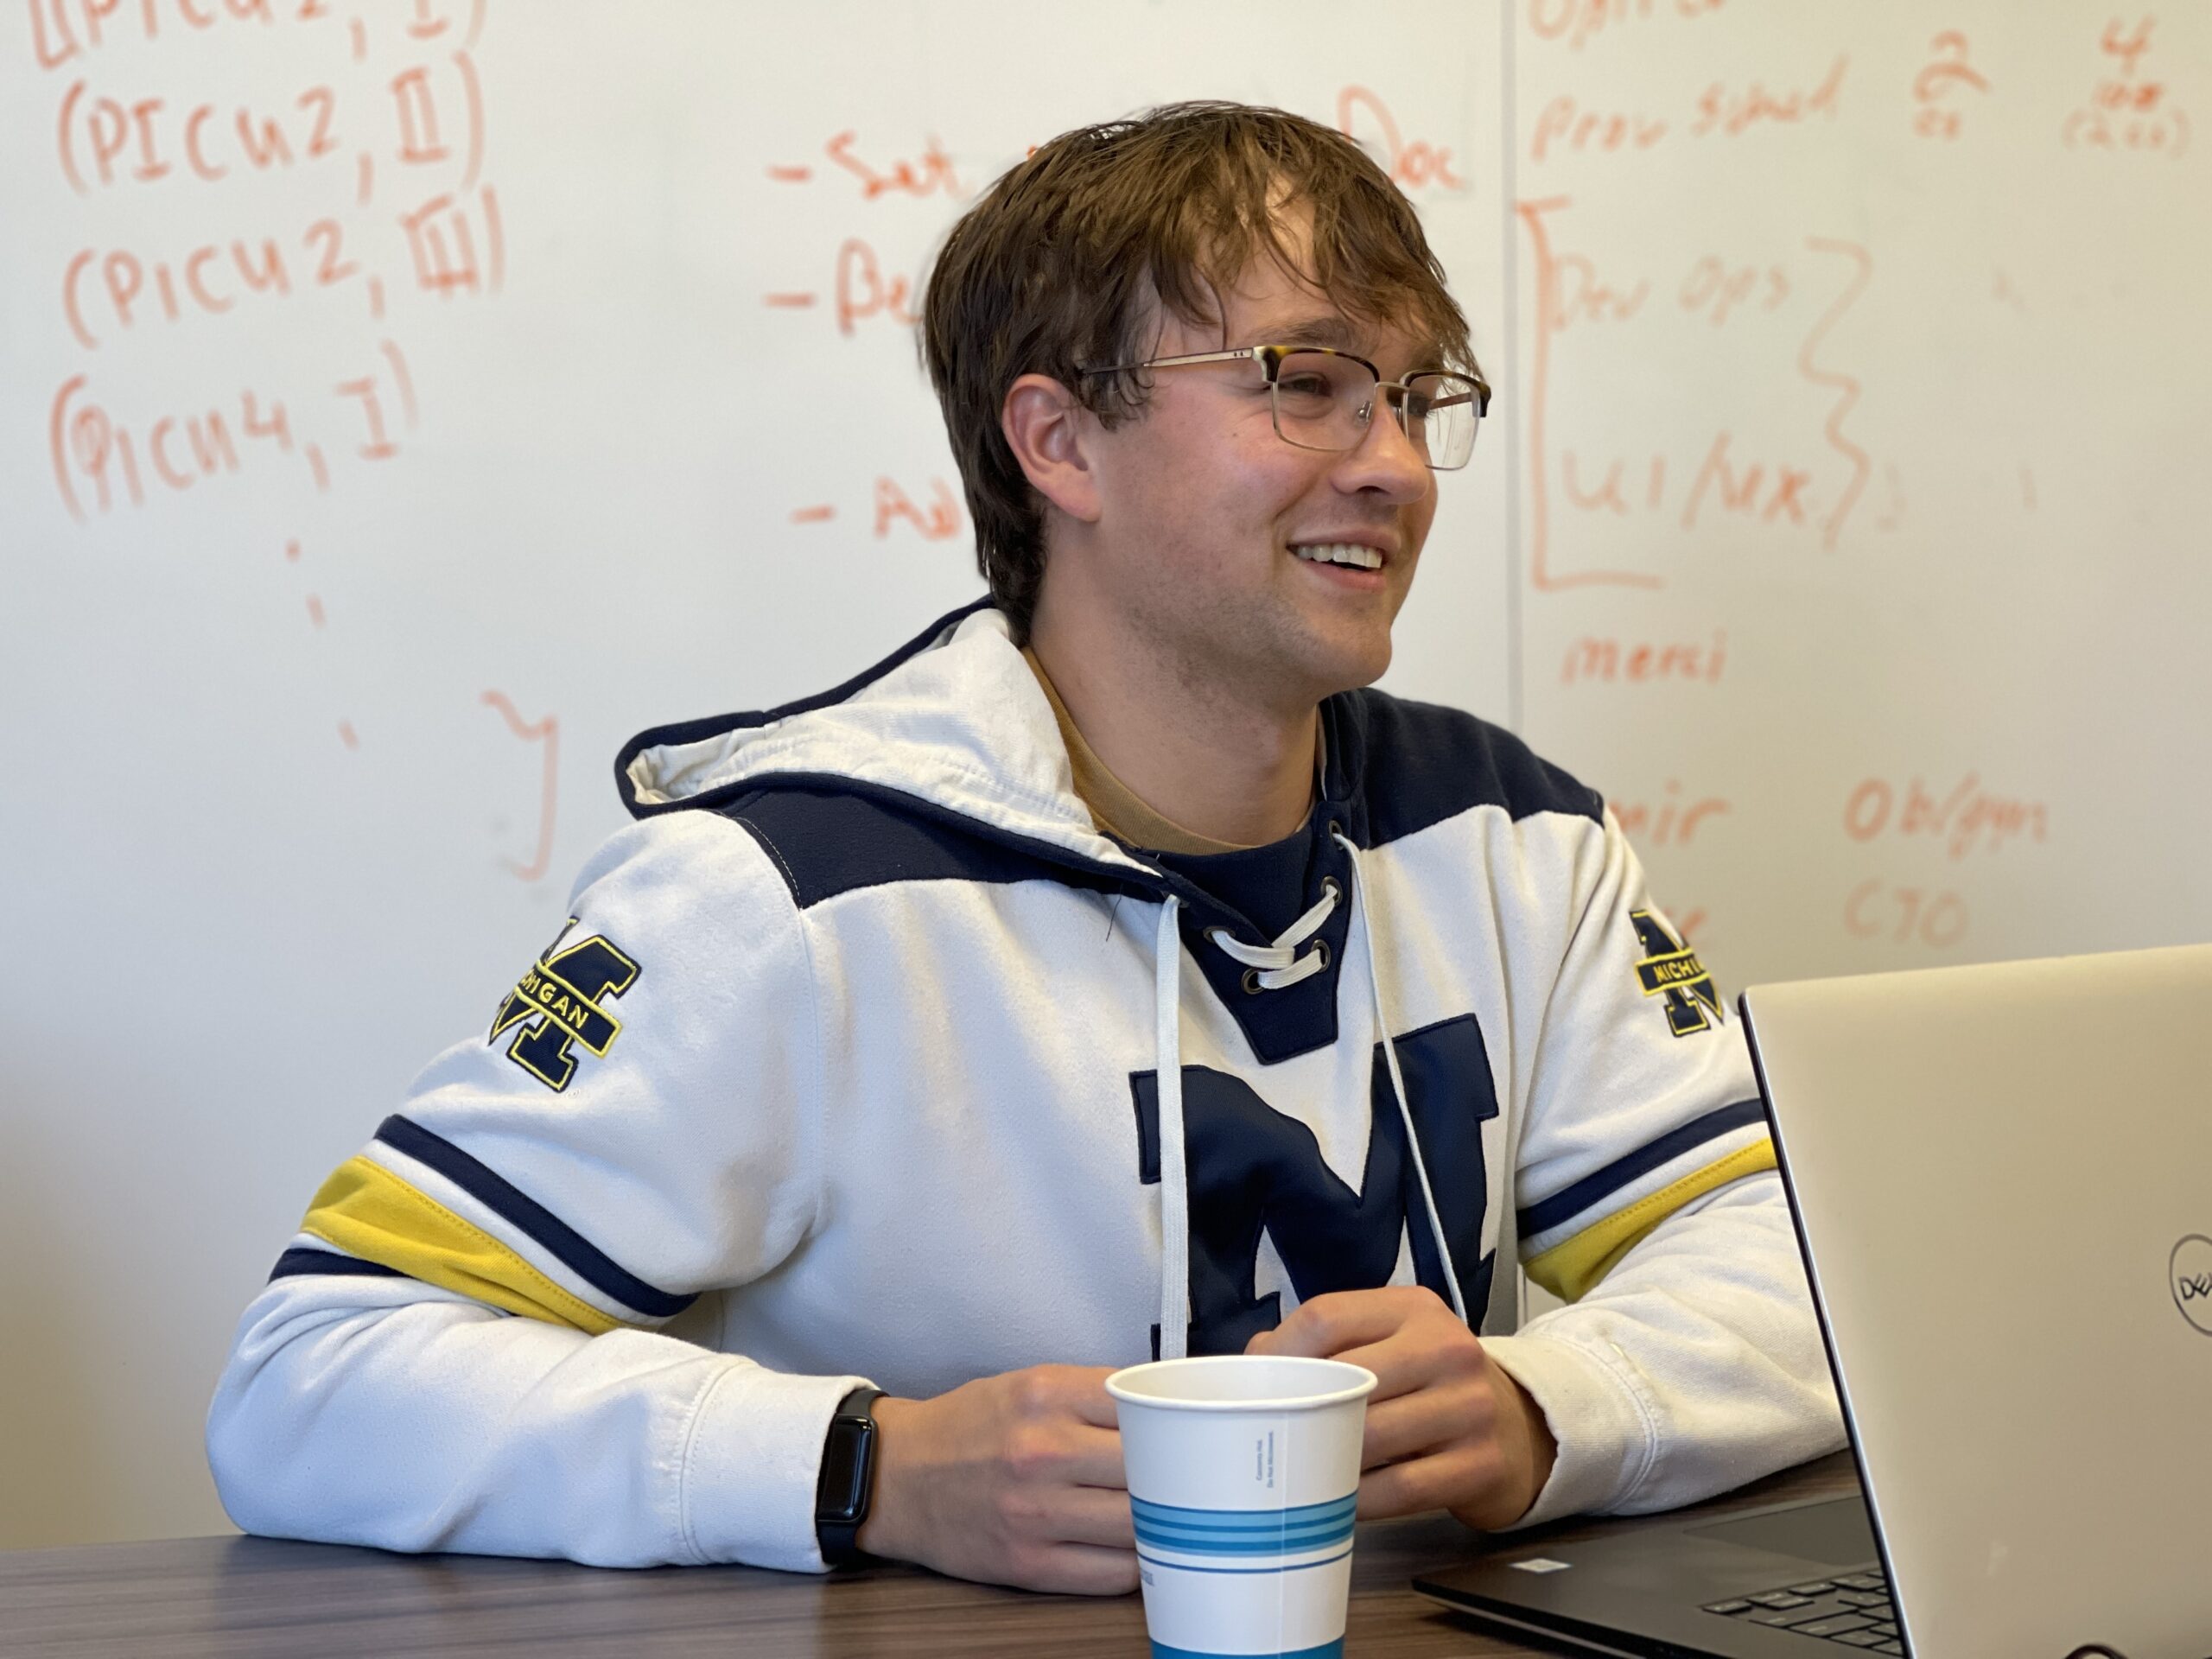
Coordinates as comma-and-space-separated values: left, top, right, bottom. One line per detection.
1330, 690, 1604, 849
614, 597, 993, 819
720, 785, 1134, 912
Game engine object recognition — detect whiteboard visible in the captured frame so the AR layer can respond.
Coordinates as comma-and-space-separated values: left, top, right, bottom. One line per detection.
1509, 0, 2211, 985
2, 0, 2205, 1547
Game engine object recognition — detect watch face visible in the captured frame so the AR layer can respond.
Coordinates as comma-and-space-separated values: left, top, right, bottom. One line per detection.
818, 1419, 874, 1523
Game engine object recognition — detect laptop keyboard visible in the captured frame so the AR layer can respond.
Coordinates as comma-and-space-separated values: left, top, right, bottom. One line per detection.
1703, 1566, 1903, 1651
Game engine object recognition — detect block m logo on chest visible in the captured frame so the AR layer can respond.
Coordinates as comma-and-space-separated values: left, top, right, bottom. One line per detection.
1131, 1014, 1499, 1356
490, 918, 641, 1091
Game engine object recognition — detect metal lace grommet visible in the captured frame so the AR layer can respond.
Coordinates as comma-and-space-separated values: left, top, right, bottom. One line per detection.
1242, 969, 1263, 995
1327, 820, 1344, 841
1312, 941, 1330, 969
1322, 877, 1341, 900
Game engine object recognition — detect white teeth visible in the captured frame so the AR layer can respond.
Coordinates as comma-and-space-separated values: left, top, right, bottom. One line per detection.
1292, 542, 1384, 569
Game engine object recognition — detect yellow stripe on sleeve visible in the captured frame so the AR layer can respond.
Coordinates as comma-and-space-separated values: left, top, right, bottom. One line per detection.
301, 1155, 621, 1335
1524, 1137, 1779, 1305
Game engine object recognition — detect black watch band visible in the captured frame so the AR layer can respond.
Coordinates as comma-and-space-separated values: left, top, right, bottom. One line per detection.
814, 1386, 886, 1567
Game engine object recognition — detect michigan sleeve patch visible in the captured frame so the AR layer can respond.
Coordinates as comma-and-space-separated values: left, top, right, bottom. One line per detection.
489, 918, 641, 1090
1630, 909, 1721, 1037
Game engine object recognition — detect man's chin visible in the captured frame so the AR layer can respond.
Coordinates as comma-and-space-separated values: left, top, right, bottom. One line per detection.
1294, 629, 1395, 702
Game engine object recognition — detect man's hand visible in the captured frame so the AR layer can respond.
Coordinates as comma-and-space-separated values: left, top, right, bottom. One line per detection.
856, 1365, 1137, 1594
1246, 1287, 1559, 1532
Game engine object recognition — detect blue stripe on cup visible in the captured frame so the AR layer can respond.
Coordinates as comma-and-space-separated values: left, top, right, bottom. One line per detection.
1149, 1640, 1344, 1659
1131, 1494, 1357, 1558
1135, 1544, 1353, 1577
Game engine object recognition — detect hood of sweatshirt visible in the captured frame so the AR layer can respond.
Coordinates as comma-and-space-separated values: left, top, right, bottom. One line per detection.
619, 600, 1151, 880
615, 599, 1401, 963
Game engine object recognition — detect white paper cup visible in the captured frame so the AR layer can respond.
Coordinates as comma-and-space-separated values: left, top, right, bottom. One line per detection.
1107, 1355, 1377, 1659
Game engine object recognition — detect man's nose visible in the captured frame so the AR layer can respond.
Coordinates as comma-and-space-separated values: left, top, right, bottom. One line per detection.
1330, 394, 1432, 501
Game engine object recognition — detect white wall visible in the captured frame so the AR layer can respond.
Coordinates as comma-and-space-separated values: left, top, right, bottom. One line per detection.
3, 0, 2205, 1547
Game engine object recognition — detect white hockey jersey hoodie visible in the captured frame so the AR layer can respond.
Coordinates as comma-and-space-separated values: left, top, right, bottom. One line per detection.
208, 601, 1843, 1571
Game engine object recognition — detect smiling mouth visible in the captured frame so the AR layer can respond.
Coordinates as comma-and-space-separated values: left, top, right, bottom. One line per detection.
1290, 542, 1385, 570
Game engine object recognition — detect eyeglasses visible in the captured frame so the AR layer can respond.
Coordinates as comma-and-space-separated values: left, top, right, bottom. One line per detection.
1077, 345, 1489, 472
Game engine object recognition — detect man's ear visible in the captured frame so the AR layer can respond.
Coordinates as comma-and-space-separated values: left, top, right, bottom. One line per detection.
1001, 374, 1103, 525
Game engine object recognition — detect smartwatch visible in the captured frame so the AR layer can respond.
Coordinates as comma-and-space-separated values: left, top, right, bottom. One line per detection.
814, 1385, 886, 1567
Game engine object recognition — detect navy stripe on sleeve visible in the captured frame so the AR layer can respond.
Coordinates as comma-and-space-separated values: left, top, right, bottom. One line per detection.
270, 1247, 409, 1282
373, 1115, 696, 1320
1516, 1099, 1768, 1239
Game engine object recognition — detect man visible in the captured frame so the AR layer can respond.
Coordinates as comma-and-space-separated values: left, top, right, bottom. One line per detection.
209, 103, 1843, 1593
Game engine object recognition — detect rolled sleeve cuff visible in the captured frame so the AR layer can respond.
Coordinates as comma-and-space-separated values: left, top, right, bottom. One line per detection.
677, 1362, 875, 1570
1479, 1332, 1657, 1530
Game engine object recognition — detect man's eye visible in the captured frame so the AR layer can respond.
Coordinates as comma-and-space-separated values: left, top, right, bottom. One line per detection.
1277, 376, 1332, 398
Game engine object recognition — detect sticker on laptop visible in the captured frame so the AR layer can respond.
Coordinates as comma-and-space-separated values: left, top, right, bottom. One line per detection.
2171, 1234, 2212, 1336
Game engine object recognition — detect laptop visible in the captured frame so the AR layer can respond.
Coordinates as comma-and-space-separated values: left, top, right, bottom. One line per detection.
1415, 943, 2212, 1658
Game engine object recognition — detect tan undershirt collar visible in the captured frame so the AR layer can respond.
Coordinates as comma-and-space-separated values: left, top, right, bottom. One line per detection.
1020, 646, 1255, 856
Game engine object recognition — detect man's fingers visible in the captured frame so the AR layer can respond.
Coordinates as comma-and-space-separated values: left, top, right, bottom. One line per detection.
1028, 1542, 1142, 1597
1324, 1333, 1436, 1402
1045, 1483, 1138, 1549
1054, 1367, 1124, 1429
1251, 1288, 1427, 1358
1360, 1384, 1485, 1468
1052, 1421, 1129, 1491
1356, 1444, 1492, 1523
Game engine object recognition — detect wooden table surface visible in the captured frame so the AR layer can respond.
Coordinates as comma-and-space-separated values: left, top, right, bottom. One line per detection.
2, 1452, 1859, 1657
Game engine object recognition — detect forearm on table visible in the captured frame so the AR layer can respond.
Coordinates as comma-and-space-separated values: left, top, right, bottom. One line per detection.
1480, 1173, 1847, 1528
207, 1275, 867, 1570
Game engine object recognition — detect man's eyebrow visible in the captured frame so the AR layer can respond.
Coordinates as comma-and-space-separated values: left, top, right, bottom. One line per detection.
1239, 314, 1453, 370
1243, 313, 1366, 352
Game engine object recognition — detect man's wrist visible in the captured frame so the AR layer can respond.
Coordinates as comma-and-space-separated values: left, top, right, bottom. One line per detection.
851, 1395, 915, 1562
1505, 1371, 1560, 1520
814, 1385, 886, 1567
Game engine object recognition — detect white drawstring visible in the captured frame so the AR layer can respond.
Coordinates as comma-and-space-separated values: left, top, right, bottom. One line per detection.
1331, 830, 1468, 1325
1203, 880, 1339, 989
1151, 838, 1467, 1361
1154, 894, 1190, 1361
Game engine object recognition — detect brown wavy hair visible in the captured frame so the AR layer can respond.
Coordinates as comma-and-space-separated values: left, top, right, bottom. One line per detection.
920, 100, 1475, 643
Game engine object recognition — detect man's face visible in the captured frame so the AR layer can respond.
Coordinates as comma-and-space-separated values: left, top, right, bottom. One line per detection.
1077, 223, 1441, 712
